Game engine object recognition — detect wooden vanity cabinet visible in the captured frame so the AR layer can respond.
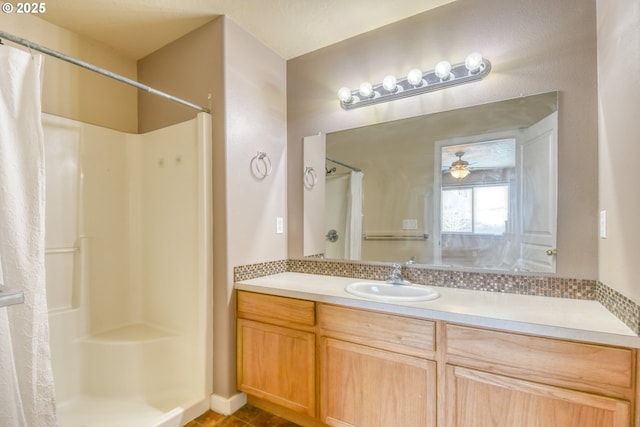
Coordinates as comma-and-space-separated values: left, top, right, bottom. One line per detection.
444, 324, 635, 427
236, 290, 638, 427
236, 291, 317, 416
318, 304, 437, 427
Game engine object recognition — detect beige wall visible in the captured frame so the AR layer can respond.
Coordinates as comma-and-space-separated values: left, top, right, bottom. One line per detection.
597, 1, 640, 303
138, 17, 287, 399
137, 21, 219, 133
0, 12, 137, 132
222, 17, 288, 397
287, 0, 599, 279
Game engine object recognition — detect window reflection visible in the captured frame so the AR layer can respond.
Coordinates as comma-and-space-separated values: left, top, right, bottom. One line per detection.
474, 185, 509, 234
442, 185, 509, 235
439, 138, 516, 268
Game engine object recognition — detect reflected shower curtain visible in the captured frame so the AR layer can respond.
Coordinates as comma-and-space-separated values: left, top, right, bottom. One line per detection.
0, 46, 57, 426
344, 171, 363, 260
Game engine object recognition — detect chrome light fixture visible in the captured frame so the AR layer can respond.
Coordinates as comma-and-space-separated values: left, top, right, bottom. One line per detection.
338, 52, 491, 110
449, 151, 471, 179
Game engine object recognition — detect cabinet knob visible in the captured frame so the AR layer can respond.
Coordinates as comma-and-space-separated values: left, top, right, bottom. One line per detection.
546, 249, 557, 256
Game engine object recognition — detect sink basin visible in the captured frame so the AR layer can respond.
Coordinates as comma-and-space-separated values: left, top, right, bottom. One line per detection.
345, 281, 439, 302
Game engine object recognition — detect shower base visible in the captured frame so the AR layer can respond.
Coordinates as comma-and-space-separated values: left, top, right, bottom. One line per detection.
52, 322, 208, 427
57, 393, 206, 427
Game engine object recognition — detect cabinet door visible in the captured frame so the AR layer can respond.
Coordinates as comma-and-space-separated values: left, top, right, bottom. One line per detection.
237, 318, 315, 416
320, 337, 436, 427
445, 365, 631, 427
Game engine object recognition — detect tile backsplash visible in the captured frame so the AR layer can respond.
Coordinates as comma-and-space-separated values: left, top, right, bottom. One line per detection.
597, 282, 640, 334
233, 258, 640, 334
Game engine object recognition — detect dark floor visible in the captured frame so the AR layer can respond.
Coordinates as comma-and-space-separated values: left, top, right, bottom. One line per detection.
185, 405, 302, 427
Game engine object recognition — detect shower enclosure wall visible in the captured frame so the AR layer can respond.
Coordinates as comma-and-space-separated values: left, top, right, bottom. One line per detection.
325, 174, 350, 260
43, 112, 212, 427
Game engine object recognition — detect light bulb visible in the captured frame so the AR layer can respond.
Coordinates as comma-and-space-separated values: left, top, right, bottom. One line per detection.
407, 68, 423, 86
338, 87, 353, 103
382, 75, 397, 92
435, 61, 452, 80
450, 165, 470, 179
465, 52, 484, 73
358, 81, 373, 98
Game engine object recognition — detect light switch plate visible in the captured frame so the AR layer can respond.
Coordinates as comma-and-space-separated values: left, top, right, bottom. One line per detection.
599, 210, 607, 239
276, 217, 284, 234
402, 219, 418, 230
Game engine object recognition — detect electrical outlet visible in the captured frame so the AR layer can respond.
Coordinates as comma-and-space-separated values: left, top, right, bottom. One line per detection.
276, 217, 284, 234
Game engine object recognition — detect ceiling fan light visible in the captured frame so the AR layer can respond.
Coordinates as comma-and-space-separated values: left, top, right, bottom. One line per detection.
449, 164, 470, 179
449, 151, 470, 178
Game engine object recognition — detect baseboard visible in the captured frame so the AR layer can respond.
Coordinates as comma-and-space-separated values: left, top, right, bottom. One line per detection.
247, 395, 327, 427
210, 392, 247, 415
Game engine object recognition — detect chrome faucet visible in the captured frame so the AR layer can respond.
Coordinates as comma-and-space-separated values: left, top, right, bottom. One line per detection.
387, 258, 416, 285
386, 263, 406, 285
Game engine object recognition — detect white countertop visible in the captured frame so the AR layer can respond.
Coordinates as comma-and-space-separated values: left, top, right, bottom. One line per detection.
235, 272, 640, 348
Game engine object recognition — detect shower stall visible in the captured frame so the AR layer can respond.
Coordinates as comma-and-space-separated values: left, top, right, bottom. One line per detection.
325, 170, 364, 261
43, 112, 212, 427
325, 174, 350, 260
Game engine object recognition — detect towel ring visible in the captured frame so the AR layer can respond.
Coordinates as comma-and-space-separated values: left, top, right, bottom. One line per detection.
304, 166, 318, 189
251, 151, 272, 179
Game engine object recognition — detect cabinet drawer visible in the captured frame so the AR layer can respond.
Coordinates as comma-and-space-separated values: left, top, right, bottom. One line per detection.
237, 291, 315, 328
318, 303, 435, 359
445, 324, 635, 393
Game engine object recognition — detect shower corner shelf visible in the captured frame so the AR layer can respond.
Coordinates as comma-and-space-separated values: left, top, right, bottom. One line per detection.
0, 288, 25, 308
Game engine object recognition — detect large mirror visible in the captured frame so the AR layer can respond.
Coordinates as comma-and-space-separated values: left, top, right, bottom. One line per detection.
304, 92, 558, 273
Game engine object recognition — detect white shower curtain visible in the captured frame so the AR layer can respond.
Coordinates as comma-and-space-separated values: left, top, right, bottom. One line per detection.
0, 46, 57, 426
344, 171, 363, 260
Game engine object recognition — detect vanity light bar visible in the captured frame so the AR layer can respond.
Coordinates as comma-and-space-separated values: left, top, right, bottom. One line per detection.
338, 53, 491, 110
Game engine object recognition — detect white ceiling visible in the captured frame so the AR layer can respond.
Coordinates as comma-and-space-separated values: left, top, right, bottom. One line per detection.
38, 0, 455, 60
442, 139, 516, 171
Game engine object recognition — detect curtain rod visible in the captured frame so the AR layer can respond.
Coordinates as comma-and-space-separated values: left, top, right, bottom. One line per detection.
0, 30, 210, 114
326, 157, 362, 172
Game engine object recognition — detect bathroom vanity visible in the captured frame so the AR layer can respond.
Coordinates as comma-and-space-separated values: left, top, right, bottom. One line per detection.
235, 272, 639, 427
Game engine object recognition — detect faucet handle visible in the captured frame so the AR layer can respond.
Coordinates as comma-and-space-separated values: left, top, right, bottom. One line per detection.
387, 263, 406, 285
